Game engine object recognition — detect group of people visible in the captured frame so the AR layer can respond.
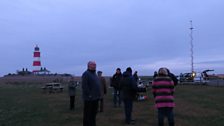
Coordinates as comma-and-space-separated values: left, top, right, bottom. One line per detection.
110, 67, 138, 124
69, 61, 177, 126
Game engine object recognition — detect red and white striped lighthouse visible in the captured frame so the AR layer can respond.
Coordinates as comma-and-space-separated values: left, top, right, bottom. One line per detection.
33, 45, 41, 73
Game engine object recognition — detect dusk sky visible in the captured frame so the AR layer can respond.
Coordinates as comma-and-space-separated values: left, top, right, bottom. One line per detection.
0, 0, 224, 76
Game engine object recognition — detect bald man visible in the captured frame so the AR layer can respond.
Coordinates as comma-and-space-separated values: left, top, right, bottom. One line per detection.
82, 61, 101, 126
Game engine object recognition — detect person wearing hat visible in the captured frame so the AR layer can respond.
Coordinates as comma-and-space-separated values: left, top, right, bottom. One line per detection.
82, 61, 101, 126
152, 67, 175, 126
120, 67, 138, 124
97, 71, 107, 112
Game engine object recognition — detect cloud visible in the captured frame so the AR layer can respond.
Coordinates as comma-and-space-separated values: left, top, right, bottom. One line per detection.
1, 0, 224, 76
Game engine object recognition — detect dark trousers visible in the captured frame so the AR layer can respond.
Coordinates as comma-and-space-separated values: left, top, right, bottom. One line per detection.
113, 89, 121, 107
99, 98, 104, 112
70, 96, 75, 110
158, 108, 175, 126
83, 100, 99, 126
123, 99, 133, 123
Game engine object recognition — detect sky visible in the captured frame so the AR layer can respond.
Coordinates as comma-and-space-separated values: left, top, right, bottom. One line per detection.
0, 0, 224, 76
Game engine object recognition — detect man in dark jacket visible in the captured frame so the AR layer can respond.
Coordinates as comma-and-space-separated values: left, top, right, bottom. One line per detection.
166, 68, 178, 86
82, 61, 101, 126
111, 68, 122, 107
120, 67, 138, 124
133, 71, 139, 82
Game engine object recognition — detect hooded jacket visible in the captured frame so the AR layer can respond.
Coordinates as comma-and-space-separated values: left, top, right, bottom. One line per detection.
120, 71, 138, 100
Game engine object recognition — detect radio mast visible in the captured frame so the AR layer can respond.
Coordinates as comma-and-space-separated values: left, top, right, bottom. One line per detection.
190, 20, 194, 74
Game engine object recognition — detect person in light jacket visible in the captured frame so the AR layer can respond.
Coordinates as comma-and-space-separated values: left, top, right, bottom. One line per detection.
68, 76, 77, 110
97, 71, 107, 112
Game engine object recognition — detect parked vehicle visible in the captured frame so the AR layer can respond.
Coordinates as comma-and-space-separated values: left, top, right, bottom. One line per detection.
41, 82, 64, 93
179, 73, 194, 82
179, 69, 218, 84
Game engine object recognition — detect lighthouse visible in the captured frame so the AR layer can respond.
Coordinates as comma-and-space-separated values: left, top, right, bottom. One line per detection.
33, 45, 41, 74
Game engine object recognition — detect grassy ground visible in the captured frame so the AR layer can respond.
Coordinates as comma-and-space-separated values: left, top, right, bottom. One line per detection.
0, 84, 223, 126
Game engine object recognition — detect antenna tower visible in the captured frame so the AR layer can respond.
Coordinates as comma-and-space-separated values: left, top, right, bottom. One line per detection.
190, 20, 194, 73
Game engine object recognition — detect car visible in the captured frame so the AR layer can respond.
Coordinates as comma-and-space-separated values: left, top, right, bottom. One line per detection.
41, 82, 64, 93
179, 73, 194, 82
179, 70, 216, 84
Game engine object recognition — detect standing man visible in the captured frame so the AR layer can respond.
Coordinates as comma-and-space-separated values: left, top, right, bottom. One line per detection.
133, 71, 139, 82
111, 68, 122, 107
82, 61, 101, 126
120, 67, 138, 124
68, 76, 77, 110
153, 71, 158, 79
152, 68, 175, 126
97, 71, 107, 112
166, 68, 178, 86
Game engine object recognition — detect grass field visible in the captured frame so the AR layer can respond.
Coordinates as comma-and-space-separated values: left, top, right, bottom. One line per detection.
0, 84, 223, 126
